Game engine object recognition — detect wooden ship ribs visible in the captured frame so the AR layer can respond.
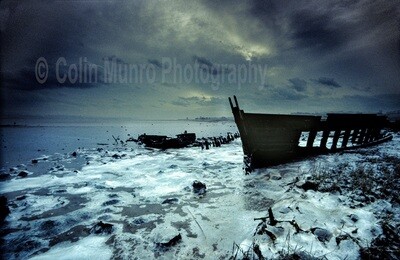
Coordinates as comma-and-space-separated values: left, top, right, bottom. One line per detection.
229, 96, 393, 171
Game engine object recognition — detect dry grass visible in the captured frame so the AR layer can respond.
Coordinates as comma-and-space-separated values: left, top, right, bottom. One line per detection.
308, 158, 400, 205
306, 153, 400, 259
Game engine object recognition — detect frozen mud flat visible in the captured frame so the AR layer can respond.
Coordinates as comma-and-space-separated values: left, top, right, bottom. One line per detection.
1, 133, 399, 259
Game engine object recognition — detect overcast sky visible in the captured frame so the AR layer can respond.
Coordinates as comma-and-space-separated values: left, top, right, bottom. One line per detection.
1, 0, 399, 120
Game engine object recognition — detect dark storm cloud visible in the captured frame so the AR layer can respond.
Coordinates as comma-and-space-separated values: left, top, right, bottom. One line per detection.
288, 78, 307, 92
314, 77, 342, 88
103, 56, 126, 64
193, 56, 232, 75
249, 0, 277, 24
265, 86, 308, 101
2, 58, 102, 90
290, 10, 345, 51
276, 90, 306, 101
1, 0, 399, 119
338, 93, 400, 112
1, 2, 108, 90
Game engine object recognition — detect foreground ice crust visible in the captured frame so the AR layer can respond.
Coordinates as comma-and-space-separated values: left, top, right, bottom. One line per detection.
1, 132, 399, 259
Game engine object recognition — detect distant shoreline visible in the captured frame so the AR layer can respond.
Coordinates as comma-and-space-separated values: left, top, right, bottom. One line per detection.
178, 117, 234, 123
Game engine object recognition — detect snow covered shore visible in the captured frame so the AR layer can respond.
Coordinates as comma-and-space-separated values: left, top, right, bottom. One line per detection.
1, 126, 399, 259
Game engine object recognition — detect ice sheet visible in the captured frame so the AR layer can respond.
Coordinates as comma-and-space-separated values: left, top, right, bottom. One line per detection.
1, 125, 398, 259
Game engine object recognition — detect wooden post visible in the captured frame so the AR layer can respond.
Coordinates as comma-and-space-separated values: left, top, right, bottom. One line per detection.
331, 130, 341, 150
370, 128, 380, 142
320, 130, 330, 148
307, 130, 317, 148
234, 95, 239, 109
341, 129, 351, 148
363, 128, 372, 144
351, 129, 359, 143
228, 97, 234, 110
357, 128, 366, 144
368, 129, 378, 142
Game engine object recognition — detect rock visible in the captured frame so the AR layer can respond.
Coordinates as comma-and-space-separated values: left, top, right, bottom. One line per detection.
298, 181, 319, 191
192, 247, 206, 258
271, 176, 282, 180
192, 180, 206, 195
0, 172, 11, 181
279, 207, 291, 214
31, 159, 38, 164
71, 151, 77, 157
40, 220, 57, 232
270, 174, 282, 180
154, 226, 182, 248
336, 234, 350, 246
0, 196, 10, 224
15, 240, 41, 254
162, 198, 179, 204
158, 233, 182, 247
102, 199, 119, 206
90, 221, 113, 234
112, 154, 121, 159
132, 217, 146, 225
311, 227, 332, 243
16, 195, 27, 201
349, 214, 359, 222
18, 171, 29, 178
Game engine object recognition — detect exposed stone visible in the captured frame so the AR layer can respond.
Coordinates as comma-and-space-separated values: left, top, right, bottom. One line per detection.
112, 154, 121, 159
162, 198, 179, 204
18, 171, 29, 178
16, 195, 27, 201
192, 180, 206, 195
336, 234, 350, 246
0, 196, 10, 224
158, 233, 182, 247
102, 199, 119, 206
311, 227, 332, 243
297, 181, 319, 191
0, 172, 11, 181
270, 173, 282, 180
90, 221, 113, 234
349, 214, 359, 222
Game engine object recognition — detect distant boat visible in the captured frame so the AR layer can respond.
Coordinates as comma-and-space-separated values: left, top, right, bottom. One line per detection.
229, 96, 393, 172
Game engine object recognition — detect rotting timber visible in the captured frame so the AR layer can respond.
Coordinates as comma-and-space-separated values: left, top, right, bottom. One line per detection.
136, 132, 196, 149
229, 96, 393, 172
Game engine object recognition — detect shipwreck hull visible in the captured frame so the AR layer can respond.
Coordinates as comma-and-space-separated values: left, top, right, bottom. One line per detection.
229, 96, 393, 172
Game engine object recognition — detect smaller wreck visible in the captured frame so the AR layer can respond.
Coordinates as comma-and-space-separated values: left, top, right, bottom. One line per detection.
136, 132, 196, 149
229, 96, 393, 172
